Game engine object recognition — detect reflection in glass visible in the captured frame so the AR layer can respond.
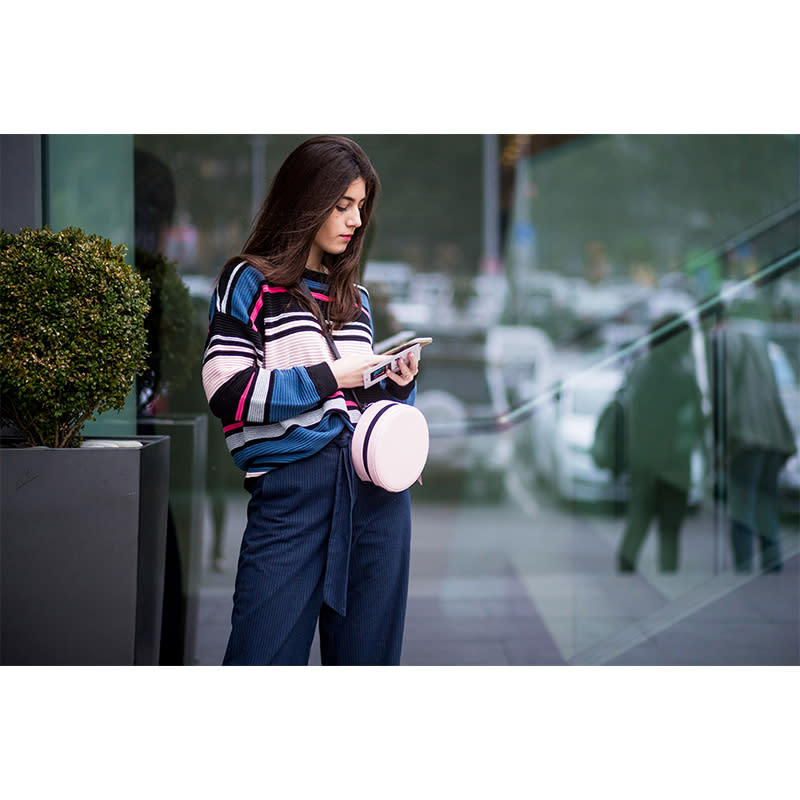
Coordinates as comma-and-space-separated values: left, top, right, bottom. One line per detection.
719, 299, 797, 572
616, 314, 706, 573
131, 134, 798, 665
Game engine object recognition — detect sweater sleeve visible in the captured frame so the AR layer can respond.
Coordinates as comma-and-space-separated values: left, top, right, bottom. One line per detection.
202, 264, 337, 424
359, 284, 417, 405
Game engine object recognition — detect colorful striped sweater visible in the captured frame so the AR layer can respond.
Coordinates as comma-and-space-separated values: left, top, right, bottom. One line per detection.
202, 261, 415, 476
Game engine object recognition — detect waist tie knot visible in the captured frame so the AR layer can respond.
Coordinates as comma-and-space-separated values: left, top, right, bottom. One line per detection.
322, 430, 357, 616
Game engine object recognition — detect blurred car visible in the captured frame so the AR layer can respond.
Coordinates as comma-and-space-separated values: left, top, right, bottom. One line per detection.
532, 361, 706, 507
416, 326, 545, 501
362, 261, 414, 301
388, 272, 455, 329
500, 271, 576, 342
532, 366, 628, 503
468, 273, 508, 327
769, 340, 800, 516
485, 324, 553, 412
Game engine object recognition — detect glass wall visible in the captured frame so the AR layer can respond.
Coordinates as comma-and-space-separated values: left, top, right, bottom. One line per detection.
132, 134, 799, 665
46, 134, 139, 436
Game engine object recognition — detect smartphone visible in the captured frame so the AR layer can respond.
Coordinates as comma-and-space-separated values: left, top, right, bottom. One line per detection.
379, 336, 433, 356
363, 337, 433, 388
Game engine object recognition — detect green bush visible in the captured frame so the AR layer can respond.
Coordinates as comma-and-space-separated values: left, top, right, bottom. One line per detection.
135, 248, 200, 409
0, 226, 150, 447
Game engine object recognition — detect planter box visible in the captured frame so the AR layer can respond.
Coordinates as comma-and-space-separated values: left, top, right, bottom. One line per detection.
0, 435, 170, 665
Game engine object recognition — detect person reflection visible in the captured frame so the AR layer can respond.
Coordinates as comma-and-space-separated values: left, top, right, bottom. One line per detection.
617, 313, 706, 573
134, 148, 184, 663
720, 299, 796, 573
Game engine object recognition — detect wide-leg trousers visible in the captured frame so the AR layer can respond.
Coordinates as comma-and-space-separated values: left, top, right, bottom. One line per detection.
222, 430, 411, 665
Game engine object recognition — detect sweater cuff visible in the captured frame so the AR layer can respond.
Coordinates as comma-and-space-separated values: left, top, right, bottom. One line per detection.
306, 362, 338, 400
385, 378, 415, 401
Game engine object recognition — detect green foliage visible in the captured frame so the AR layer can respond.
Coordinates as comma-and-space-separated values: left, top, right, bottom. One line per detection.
0, 226, 150, 448
134, 248, 201, 407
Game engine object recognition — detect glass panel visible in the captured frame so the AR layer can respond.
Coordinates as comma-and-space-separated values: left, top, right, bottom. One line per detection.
134, 134, 799, 665
45, 134, 138, 437
494, 135, 800, 665
133, 134, 485, 664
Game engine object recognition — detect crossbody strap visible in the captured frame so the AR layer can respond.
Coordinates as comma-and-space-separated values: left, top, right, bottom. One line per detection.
299, 279, 365, 412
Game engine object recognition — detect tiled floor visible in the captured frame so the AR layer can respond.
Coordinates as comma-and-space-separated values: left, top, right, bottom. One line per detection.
188, 494, 800, 667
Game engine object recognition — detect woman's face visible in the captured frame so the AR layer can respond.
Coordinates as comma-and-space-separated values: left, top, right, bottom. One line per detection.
309, 177, 366, 266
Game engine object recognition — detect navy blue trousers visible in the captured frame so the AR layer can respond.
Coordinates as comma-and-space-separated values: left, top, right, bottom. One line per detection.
222, 431, 411, 665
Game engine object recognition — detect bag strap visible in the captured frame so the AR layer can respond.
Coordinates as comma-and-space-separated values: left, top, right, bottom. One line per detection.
298, 278, 340, 355
299, 279, 365, 412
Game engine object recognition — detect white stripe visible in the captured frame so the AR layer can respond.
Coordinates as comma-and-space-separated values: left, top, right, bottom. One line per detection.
225, 397, 348, 450
263, 309, 314, 326
219, 260, 248, 313
248, 369, 271, 422
202, 355, 253, 399
206, 338, 256, 355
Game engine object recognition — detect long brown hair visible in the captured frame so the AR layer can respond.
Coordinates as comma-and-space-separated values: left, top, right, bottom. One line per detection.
224, 135, 380, 327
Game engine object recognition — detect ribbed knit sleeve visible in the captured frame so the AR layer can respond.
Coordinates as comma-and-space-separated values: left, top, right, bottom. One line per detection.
202, 262, 335, 425
357, 285, 416, 406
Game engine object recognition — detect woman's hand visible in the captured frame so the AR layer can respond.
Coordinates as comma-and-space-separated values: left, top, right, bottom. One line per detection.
383, 351, 418, 387
329, 353, 385, 389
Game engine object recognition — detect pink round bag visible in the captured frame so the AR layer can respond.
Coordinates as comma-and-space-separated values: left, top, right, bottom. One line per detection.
351, 400, 429, 492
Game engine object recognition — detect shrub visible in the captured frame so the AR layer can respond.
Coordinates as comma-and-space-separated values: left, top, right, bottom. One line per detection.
0, 226, 150, 447
134, 247, 200, 410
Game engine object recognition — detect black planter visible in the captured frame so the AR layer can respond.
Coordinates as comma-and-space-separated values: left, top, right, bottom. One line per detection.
0, 435, 170, 665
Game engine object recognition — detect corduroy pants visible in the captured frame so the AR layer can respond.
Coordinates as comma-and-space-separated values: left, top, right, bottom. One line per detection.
222, 430, 411, 665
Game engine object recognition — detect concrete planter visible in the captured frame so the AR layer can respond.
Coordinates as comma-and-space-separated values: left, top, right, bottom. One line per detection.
0, 435, 170, 665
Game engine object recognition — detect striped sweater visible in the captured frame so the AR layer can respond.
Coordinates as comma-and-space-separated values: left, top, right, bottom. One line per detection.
202, 261, 415, 476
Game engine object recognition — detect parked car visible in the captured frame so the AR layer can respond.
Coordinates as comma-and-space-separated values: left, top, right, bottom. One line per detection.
415, 326, 522, 501
468, 273, 508, 327
532, 361, 705, 507
389, 272, 455, 329
769, 341, 800, 516
485, 324, 553, 412
532, 366, 628, 504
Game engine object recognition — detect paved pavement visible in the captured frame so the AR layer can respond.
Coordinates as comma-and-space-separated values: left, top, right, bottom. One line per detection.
190, 493, 799, 667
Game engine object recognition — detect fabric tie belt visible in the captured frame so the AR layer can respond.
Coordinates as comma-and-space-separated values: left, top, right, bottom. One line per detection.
322, 429, 357, 617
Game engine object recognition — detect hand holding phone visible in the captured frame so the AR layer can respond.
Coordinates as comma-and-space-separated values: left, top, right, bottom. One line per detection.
363, 337, 432, 388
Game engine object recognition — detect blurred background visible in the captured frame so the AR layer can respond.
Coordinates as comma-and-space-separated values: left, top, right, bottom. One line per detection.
15, 133, 799, 665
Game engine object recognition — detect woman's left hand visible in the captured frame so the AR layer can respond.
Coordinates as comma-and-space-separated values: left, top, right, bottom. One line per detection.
384, 351, 418, 387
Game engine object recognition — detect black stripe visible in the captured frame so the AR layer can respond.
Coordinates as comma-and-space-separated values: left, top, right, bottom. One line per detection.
210, 312, 261, 347
227, 411, 345, 451
263, 323, 326, 343
361, 403, 396, 483
203, 346, 258, 365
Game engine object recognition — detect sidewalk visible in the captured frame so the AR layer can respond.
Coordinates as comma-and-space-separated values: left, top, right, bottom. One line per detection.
190, 495, 799, 666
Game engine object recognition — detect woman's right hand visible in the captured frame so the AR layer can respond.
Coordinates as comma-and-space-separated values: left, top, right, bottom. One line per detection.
329, 353, 385, 389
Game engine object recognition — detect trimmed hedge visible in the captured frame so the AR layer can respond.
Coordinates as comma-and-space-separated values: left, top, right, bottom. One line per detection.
0, 226, 150, 447
135, 247, 199, 409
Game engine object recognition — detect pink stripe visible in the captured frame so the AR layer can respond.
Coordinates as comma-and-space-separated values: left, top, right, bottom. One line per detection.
250, 295, 263, 330
236, 373, 255, 420
266, 286, 288, 294
224, 422, 243, 433
311, 290, 330, 301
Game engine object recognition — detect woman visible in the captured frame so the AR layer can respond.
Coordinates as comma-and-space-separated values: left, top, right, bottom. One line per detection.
202, 136, 419, 665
